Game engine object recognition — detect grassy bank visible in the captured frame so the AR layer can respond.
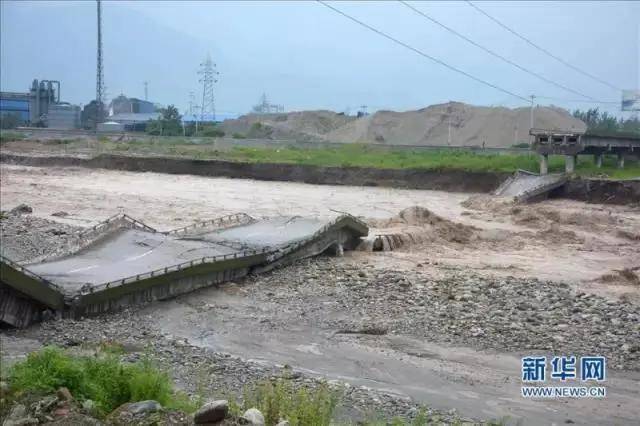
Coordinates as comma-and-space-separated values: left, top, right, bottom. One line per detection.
4, 135, 639, 178
224, 145, 640, 179
93, 140, 638, 178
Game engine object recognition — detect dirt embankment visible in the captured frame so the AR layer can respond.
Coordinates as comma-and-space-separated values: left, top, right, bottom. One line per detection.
3, 152, 639, 203
0, 153, 507, 193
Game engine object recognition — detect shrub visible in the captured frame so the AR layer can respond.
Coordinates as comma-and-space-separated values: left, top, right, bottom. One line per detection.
200, 126, 225, 137
232, 132, 247, 139
231, 379, 340, 426
6, 347, 189, 416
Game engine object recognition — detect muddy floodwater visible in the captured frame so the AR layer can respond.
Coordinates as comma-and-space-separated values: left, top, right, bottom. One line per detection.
2, 164, 640, 425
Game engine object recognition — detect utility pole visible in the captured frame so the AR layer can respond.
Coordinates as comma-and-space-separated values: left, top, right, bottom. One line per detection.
95, 0, 104, 131
529, 94, 536, 130
198, 54, 219, 122
144, 81, 148, 101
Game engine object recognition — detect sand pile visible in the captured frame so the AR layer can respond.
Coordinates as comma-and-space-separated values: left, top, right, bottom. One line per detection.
220, 102, 584, 147
325, 102, 585, 147
219, 110, 356, 141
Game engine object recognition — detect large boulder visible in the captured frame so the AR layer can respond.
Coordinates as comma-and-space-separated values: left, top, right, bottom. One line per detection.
193, 400, 228, 424
241, 408, 265, 426
9, 204, 32, 215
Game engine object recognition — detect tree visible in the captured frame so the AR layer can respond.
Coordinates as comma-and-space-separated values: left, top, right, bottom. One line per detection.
146, 105, 182, 136
572, 108, 640, 136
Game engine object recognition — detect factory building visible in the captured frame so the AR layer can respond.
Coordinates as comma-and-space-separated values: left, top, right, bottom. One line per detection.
0, 92, 30, 126
109, 95, 156, 115
0, 79, 80, 129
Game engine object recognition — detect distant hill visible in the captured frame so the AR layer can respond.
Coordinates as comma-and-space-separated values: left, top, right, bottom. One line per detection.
220, 102, 586, 147
219, 110, 356, 142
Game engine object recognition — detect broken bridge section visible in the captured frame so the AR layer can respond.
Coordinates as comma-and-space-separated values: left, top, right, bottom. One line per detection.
0, 213, 368, 327
494, 170, 568, 203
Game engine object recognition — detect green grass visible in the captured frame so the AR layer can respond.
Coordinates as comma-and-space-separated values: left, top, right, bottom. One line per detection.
23, 135, 640, 179
101, 140, 639, 178
230, 378, 340, 426
3, 346, 198, 416
221, 145, 639, 179
0, 131, 25, 144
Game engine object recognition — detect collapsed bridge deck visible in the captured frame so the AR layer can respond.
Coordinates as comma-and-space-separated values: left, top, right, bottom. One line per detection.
1, 212, 368, 327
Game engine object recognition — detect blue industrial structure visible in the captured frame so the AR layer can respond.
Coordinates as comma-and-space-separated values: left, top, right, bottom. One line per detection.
0, 79, 80, 129
0, 93, 30, 124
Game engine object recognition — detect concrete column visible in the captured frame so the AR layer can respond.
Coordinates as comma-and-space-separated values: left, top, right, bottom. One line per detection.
617, 153, 625, 169
539, 154, 548, 175
594, 153, 603, 168
565, 155, 575, 173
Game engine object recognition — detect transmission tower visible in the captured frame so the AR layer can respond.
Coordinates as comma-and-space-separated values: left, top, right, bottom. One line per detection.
144, 81, 148, 101
198, 54, 219, 122
95, 0, 104, 130
188, 91, 196, 115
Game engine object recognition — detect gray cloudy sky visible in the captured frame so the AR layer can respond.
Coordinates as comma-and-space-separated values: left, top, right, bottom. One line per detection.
1, 1, 637, 117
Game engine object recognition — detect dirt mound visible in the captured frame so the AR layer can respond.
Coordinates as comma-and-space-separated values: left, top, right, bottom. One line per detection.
219, 110, 356, 141
325, 102, 585, 147
218, 102, 584, 147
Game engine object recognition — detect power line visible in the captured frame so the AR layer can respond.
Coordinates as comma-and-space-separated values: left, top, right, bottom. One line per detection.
534, 95, 619, 105
400, 1, 611, 103
465, 0, 622, 92
317, 1, 530, 103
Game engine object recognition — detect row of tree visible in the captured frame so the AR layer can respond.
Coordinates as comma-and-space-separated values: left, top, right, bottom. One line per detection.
572, 108, 639, 136
145, 105, 225, 137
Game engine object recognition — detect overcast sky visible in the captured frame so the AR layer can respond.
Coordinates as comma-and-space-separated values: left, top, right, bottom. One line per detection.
1, 1, 637, 117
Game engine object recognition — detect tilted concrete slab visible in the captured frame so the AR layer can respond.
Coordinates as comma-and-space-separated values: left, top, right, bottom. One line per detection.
0, 212, 368, 327
494, 170, 567, 203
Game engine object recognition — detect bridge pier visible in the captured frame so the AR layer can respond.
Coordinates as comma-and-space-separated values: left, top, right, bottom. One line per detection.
539, 154, 548, 175
617, 153, 625, 169
565, 155, 576, 173
594, 153, 603, 168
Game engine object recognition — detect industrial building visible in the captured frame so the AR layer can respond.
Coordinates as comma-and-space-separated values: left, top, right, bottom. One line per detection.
109, 95, 156, 115
0, 79, 80, 129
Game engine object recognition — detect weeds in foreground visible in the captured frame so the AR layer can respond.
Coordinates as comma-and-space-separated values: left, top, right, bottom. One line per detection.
5, 346, 196, 416
229, 378, 340, 426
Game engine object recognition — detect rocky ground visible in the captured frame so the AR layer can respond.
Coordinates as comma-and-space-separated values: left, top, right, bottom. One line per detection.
239, 258, 640, 371
0, 206, 79, 262
2, 311, 466, 425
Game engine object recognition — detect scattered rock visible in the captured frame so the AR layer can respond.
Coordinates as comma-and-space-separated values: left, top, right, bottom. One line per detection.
125, 400, 162, 415
82, 399, 98, 416
194, 400, 228, 424
2, 404, 38, 426
56, 387, 73, 402
9, 204, 32, 215
51, 211, 69, 217
242, 408, 265, 425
